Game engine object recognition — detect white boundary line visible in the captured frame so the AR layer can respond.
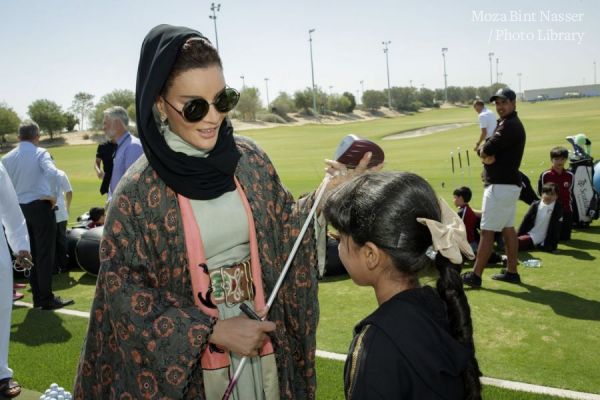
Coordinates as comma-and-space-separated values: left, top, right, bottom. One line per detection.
14, 301, 600, 399
14, 300, 91, 319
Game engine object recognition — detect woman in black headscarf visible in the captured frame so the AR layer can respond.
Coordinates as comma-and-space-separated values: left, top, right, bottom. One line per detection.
74, 24, 374, 400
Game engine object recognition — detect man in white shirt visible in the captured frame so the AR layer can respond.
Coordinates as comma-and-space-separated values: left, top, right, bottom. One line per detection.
473, 99, 498, 151
0, 162, 31, 398
54, 169, 73, 273
1, 120, 74, 310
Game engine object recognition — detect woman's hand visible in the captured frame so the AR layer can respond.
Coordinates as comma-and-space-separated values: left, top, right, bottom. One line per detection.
321, 152, 384, 197
209, 316, 276, 357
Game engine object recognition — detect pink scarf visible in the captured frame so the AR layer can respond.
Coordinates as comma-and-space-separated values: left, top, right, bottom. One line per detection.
178, 178, 274, 370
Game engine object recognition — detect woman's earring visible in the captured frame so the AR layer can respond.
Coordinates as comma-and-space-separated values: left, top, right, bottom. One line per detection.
159, 115, 168, 135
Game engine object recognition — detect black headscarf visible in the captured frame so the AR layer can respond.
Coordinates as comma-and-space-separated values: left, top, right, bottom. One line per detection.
136, 24, 240, 200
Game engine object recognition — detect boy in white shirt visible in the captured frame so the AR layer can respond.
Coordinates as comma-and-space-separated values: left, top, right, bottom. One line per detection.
517, 183, 563, 252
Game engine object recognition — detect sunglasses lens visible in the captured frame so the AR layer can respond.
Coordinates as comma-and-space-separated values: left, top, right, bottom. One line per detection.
214, 88, 240, 112
182, 99, 209, 122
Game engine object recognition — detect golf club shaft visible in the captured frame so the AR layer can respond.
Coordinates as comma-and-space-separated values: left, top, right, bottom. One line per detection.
222, 174, 332, 400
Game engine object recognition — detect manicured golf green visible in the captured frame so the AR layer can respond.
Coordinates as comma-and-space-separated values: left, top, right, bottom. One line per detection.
7, 97, 600, 398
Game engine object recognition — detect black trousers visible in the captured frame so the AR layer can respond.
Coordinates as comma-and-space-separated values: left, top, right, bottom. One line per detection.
20, 200, 57, 307
55, 220, 68, 272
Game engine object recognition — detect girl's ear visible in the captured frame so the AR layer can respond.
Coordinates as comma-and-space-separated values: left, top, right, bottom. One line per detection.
363, 241, 382, 271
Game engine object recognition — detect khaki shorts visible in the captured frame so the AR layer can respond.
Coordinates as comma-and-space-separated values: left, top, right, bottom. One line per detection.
481, 184, 521, 231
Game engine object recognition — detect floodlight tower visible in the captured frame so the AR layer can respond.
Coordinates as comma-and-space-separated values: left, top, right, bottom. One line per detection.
517, 72, 522, 99
382, 40, 392, 109
240, 75, 245, 89
594, 61, 597, 85
209, 3, 221, 51
442, 47, 448, 103
488, 52, 494, 86
264, 78, 270, 110
308, 29, 317, 115
496, 57, 500, 83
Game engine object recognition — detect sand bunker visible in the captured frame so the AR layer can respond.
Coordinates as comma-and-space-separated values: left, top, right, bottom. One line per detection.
383, 122, 474, 140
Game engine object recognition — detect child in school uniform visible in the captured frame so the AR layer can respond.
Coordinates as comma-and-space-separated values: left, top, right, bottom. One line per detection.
453, 186, 504, 265
518, 183, 563, 252
538, 146, 573, 240
324, 172, 482, 400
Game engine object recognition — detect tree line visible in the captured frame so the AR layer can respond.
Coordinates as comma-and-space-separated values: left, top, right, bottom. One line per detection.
0, 83, 508, 142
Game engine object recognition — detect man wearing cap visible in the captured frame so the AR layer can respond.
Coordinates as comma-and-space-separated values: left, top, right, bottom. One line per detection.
462, 88, 526, 288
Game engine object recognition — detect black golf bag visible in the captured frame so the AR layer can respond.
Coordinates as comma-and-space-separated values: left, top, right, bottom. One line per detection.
567, 135, 599, 227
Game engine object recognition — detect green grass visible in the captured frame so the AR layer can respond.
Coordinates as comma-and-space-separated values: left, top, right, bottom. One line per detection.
7, 97, 600, 398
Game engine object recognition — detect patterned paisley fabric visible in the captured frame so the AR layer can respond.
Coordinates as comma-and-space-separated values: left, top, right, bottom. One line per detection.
74, 136, 320, 399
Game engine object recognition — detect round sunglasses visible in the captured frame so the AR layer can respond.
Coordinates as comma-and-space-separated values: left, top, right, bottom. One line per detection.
163, 87, 240, 122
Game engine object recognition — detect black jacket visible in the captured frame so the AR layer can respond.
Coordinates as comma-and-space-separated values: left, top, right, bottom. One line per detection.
344, 287, 470, 399
518, 200, 563, 251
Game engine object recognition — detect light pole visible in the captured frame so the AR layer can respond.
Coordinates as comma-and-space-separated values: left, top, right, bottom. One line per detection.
308, 29, 317, 115
240, 75, 245, 89
264, 78, 270, 110
517, 73, 522, 99
488, 52, 494, 86
594, 61, 597, 85
496, 57, 500, 84
209, 3, 221, 52
382, 40, 392, 109
441, 47, 448, 103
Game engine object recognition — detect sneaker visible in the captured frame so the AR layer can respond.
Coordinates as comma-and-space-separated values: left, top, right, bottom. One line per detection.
13, 291, 24, 302
13, 283, 27, 289
491, 271, 521, 284
462, 271, 482, 288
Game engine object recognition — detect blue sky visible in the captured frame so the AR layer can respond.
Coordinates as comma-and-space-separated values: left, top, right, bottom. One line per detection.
1, 0, 598, 118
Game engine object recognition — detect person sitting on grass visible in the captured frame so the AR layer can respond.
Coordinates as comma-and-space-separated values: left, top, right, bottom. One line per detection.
453, 186, 504, 265
86, 207, 105, 229
324, 172, 481, 400
517, 183, 563, 252
538, 146, 573, 240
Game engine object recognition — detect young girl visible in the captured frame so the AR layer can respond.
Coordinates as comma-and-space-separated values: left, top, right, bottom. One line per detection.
324, 172, 482, 400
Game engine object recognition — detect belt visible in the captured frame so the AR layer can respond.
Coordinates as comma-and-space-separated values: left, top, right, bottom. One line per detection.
209, 260, 255, 306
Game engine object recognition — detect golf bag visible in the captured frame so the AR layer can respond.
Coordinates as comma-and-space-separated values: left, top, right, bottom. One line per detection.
567, 135, 599, 227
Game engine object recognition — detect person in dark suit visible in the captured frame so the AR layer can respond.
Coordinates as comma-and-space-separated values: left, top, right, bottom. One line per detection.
517, 183, 563, 252
1, 120, 74, 310
94, 139, 117, 196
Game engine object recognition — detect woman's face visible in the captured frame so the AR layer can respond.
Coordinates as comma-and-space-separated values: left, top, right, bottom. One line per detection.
157, 65, 227, 151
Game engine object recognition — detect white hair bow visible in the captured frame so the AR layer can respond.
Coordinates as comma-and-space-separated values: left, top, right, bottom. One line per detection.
417, 197, 475, 264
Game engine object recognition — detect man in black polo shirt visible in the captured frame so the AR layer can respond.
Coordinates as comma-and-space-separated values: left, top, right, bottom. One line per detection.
463, 88, 526, 288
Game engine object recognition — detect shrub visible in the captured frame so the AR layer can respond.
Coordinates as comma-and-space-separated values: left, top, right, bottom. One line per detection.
256, 112, 286, 124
